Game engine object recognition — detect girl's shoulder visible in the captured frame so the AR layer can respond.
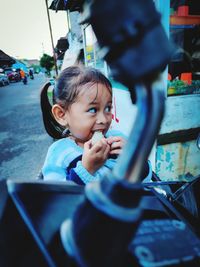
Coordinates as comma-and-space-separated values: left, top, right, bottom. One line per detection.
46, 138, 82, 167
106, 129, 127, 139
48, 138, 82, 153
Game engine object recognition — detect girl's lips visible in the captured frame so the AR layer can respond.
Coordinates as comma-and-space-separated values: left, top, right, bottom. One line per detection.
93, 129, 104, 132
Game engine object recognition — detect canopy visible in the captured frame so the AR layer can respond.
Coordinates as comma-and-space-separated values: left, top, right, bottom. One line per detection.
49, 0, 83, 12
0, 50, 16, 67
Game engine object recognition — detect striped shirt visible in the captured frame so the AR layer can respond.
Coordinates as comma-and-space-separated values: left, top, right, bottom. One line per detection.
42, 130, 152, 185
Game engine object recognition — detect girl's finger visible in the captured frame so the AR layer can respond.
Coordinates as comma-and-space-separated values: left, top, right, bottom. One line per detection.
110, 140, 123, 150
107, 136, 125, 145
92, 138, 108, 152
103, 144, 111, 158
84, 140, 92, 149
109, 148, 122, 155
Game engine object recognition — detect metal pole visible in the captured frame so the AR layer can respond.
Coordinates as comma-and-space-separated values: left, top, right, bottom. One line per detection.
45, 0, 58, 76
112, 84, 165, 183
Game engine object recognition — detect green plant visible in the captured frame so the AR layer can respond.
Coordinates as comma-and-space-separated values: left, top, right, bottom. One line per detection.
40, 53, 54, 75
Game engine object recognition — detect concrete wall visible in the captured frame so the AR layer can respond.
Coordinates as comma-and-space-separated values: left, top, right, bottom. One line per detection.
160, 95, 200, 133
156, 140, 200, 181
157, 95, 200, 181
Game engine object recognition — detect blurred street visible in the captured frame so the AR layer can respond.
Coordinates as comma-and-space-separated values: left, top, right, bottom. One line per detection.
0, 74, 52, 181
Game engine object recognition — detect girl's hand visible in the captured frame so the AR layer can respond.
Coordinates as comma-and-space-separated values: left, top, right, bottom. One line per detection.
82, 138, 110, 174
106, 136, 126, 156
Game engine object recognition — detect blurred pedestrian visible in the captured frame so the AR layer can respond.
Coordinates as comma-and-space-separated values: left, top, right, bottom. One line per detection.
20, 69, 25, 80
20, 69, 27, 85
29, 69, 34, 79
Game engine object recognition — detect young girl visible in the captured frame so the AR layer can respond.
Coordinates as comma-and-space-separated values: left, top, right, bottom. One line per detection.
40, 65, 126, 185
41, 65, 152, 185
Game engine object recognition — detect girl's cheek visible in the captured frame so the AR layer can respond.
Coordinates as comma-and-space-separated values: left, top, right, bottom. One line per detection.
107, 116, 112, 124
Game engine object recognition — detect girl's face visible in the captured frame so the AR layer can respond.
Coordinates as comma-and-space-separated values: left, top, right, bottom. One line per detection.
65, 83, 112, 147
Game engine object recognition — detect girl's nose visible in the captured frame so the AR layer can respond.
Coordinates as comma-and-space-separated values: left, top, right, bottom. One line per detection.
96, 112, 107, 124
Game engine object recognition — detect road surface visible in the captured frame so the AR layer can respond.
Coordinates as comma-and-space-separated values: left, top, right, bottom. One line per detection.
0, 74, 52, 181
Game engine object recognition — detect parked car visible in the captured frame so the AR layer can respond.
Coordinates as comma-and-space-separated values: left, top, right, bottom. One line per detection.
0, 73, 10, 86
4, 68, 21, 82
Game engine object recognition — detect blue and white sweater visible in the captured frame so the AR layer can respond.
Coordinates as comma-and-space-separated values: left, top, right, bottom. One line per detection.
42, 130, 152, 185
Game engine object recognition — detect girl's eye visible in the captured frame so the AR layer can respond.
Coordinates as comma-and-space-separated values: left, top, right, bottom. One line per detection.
105, 105, 112, 112
88, 107, 97, 113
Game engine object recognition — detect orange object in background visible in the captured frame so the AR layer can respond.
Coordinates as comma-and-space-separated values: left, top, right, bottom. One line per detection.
180, 72, 192, 85
177, 5, 189, 16
20, 69, 25, 79
168, 73, 172, 81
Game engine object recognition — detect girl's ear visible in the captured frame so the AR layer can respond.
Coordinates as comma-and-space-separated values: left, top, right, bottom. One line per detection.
52, 104, 68, 127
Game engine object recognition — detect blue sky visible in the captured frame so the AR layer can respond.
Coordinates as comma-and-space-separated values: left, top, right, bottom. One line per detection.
0, 0, 68, 59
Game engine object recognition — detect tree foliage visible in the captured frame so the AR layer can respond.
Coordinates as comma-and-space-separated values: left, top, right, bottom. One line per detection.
40, 53, 54, 74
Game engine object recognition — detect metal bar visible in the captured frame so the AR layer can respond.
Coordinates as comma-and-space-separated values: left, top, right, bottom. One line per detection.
45, 0, 58, 76
113, 84, 165, 183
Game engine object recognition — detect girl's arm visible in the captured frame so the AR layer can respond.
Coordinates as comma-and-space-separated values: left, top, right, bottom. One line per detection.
67, 160, 101, 185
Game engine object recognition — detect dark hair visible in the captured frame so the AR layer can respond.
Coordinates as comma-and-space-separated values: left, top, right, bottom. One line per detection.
40, 65, 112, 139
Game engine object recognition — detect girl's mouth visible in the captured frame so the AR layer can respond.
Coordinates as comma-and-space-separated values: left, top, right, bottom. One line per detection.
93, 128, 105, 134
